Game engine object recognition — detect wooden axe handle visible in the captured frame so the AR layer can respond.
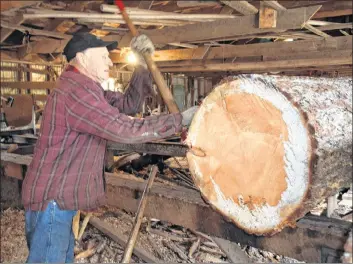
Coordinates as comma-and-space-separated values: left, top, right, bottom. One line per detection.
115, 0, 180, 114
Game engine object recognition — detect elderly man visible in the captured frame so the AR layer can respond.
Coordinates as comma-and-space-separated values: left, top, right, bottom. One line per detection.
22, 33, 182, 263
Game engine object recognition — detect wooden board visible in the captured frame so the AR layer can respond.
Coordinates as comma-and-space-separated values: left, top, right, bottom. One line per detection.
186, 74, 352, 235
115, 5, 322, 47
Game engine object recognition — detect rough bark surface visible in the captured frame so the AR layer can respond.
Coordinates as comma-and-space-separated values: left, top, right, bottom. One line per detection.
186, 74, 352, 236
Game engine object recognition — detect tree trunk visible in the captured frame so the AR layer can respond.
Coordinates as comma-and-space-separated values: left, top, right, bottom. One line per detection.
186, 74, 352, 236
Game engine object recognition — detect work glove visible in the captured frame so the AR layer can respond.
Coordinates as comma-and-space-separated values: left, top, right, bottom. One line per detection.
130, 34, 155, 69
156, 113, 183, 137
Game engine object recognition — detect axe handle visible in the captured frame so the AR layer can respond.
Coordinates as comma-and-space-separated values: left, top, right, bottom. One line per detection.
115, 0, 180, 114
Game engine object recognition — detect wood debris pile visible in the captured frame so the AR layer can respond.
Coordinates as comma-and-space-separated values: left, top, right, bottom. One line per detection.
0, 206, 302, 263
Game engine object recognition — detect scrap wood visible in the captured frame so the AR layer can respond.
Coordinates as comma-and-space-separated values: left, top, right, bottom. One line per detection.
147, 226, 197, 242
200, 245, 226, 256
162, 240, 190, 262
78, 212, 93, 241
88, 215, 159, 263
188, 238, 200, 258
147, 236, 165, 260
122, 165, 158, 263
188, 229, 215, 243
212, 236, 252, 263
72, 211, 81, 240
74, 247, 96, 260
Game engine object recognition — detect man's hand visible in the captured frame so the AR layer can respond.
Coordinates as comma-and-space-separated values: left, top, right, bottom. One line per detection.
130, 34, 155, 69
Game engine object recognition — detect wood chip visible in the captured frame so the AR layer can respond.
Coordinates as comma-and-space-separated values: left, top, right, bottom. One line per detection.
200, 245, 226, 256
74, 247, 96, 260
188, 238, 200, 258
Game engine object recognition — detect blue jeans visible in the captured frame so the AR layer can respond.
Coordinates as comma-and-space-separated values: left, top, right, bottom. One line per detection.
25, 200, 77, 263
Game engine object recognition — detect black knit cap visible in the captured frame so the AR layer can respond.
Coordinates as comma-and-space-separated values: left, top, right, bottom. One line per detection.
63, 33, 118, 62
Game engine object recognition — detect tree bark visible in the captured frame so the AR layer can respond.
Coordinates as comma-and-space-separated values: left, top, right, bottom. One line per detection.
186, 74, 352, 236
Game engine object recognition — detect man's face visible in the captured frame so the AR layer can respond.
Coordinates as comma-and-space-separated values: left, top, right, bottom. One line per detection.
83, 47, 113, 82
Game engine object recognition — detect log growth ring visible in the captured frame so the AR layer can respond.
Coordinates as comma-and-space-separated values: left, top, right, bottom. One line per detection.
186, 76, 313, 236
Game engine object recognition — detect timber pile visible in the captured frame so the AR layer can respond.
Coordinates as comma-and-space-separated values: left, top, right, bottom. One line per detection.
186, 74, 352, 236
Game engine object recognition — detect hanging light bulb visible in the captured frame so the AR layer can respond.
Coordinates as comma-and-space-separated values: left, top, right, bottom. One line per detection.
127, 51, 137, 65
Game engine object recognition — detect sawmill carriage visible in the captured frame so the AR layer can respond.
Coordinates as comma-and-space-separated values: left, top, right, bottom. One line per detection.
1, 0, 352, 263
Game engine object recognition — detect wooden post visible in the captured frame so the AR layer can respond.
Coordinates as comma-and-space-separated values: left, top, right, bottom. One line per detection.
184, 77, 188, 110
121, 165, 158, 263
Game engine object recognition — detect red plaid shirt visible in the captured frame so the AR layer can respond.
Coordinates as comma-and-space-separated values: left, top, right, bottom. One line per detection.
22, 66, 181, 211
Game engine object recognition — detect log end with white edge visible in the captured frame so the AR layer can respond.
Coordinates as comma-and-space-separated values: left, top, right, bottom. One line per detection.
186, 74, 352, 236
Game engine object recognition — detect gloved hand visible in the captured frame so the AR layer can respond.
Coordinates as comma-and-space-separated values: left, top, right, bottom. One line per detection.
130, 34, 155, 69
156, 113, 183, 137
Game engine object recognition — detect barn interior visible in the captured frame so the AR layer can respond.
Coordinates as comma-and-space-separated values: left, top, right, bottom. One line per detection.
0, 1, 352, 263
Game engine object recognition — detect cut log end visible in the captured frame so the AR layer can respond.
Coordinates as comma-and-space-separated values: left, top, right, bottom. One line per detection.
186, 76, 318, 236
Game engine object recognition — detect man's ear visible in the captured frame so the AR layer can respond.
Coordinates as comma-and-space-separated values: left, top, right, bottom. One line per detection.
75, 52, 87, 66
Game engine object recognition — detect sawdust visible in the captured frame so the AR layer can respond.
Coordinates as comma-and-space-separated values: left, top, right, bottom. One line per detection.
0, 208, 28, 263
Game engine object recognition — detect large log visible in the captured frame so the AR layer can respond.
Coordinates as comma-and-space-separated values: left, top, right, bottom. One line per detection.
186, 74, 352, 236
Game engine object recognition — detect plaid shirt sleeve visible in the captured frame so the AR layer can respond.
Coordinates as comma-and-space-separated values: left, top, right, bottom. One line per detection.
104, 66, 154, 116
65, 81, 181, 144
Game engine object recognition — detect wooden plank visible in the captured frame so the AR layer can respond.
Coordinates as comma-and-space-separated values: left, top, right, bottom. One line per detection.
0, 21, 71, 40
263, 1, 286, 11
2, 161, 24, 180
0, 66, 50, 75
20, 38, 69, 55
259, 3, 277, 29
303, 23, 331, 38
138, 0, 154, 9
160, 56, 352, 73
221, 1, 258, 15
0, 1, 39, 12
212, 236, 251, 263
1, 82, 56, 90
0, 14, 25, 43
115, 5, 322, 47
262, 49, 352, 62
88, 216, 160, 263
313, 1, 352, 18
112, 36, 351, 63
0, 152, 32, 166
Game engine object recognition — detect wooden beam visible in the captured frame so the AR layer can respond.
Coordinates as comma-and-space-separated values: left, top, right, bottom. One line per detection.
159, 56, 352, 72
0, 1, 39, 12
176, 1, 219, 8
18, 38, 69, 57
114, 5, 322, 47
1, 81, 56, 90
0, 14, 25, 43
303, 23, 331, 38
259, 3, 277, 29
0, 66, 50, 75
221, 1, 258, 15
313, 1, 352, 18
263, 1, 286, 11
0, 21, 71, 40
111, 36, 351, 63
138, 0, 154, 9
